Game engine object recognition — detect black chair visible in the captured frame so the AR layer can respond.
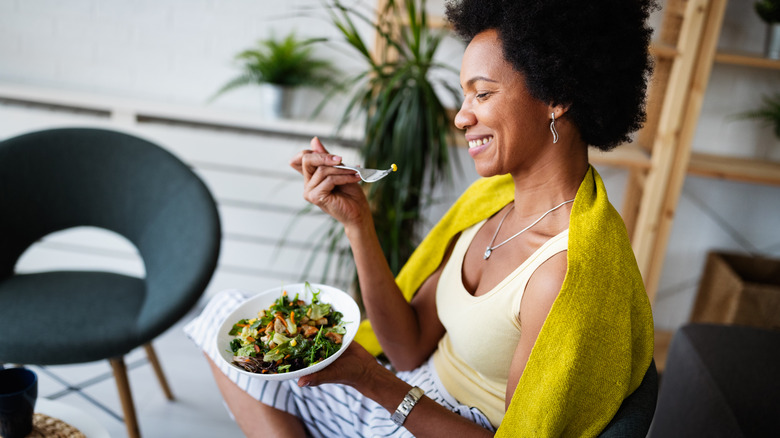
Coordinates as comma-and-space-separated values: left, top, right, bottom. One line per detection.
599, 360, 658, 437
0, 127, 221, 438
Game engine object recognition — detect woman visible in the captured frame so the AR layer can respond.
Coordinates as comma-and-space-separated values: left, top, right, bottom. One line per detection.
185, 0, 656, 436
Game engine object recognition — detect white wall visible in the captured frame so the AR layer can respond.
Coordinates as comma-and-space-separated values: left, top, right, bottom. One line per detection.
1, 0, 779, 331
0, 0, 379, 121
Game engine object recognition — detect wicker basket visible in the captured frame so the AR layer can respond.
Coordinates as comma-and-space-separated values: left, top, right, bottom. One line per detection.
691, 252, 780, 330
25, 413, 85, 438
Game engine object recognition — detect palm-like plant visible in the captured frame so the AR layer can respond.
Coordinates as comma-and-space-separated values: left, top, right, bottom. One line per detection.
738, 93, 780, 139
211, 33, 338, 99
309, 0, 461, 279
756, 0, 780, 23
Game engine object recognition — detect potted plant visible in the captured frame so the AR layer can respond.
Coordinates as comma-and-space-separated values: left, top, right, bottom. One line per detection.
737, 92, 780, 140
755, 0, 780, 59
300, 0, 461, 286
211, 33, 338, 119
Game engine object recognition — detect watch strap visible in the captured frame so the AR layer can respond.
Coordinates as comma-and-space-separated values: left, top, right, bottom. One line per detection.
390, 386, 425, 426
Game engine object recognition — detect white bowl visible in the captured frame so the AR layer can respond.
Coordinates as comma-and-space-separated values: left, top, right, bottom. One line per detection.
215, 283, 361, 381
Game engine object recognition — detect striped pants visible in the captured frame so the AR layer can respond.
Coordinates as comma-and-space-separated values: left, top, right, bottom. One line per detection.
184, 289, 495, 438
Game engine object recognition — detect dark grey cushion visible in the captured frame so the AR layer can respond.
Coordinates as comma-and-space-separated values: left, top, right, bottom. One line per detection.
0, 128, 221, 365
649, 324, 780, 438
0, 272, 146, 363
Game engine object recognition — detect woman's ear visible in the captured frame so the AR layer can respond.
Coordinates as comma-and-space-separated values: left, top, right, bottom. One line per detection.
548, 103, 571, 120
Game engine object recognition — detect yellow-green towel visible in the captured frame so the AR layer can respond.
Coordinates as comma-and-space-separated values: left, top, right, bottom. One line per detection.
354, 166, 654, 436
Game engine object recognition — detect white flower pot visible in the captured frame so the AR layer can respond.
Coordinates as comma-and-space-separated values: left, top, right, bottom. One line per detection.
765, 23, 780, 60
259, 83, 294, 119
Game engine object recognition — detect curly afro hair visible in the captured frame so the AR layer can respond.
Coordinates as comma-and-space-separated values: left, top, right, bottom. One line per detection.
446, 0, 657, 150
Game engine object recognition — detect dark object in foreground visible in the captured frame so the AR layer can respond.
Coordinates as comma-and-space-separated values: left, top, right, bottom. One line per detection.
650, 324, 780, 437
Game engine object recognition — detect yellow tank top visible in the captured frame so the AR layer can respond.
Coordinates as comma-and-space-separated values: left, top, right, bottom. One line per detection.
432, 219, 569, 427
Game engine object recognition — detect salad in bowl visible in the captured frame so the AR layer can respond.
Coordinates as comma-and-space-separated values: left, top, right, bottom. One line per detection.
216, 282, 360, 381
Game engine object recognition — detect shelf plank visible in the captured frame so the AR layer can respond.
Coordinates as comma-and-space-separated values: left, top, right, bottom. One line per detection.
714, 51, 780, 70
649, 42, 680, 59
688, 152, 780, 185
0, 83, 363, 142
589, 142, 651, 169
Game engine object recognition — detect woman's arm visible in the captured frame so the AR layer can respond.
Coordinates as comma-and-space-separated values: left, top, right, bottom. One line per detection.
290, 138, 445, 370
504, 251, 568, 407
299, 342, 494, 437
347, 217, 449, 370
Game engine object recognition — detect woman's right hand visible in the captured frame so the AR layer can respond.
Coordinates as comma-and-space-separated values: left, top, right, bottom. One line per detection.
290, 137, 371, 228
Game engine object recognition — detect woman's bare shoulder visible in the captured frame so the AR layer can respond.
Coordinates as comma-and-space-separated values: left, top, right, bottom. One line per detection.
522, 250, 568, 316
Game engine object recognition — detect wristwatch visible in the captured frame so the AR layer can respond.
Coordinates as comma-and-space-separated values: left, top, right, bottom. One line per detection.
390, 386, 425, 426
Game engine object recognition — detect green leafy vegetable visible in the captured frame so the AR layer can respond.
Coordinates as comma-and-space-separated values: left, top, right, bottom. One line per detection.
309, 302, 331, 320
236, 345, 257, 357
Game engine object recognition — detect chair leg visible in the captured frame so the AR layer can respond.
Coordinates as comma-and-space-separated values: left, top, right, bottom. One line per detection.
109, 357, 141, 438
143, 343, 174, 400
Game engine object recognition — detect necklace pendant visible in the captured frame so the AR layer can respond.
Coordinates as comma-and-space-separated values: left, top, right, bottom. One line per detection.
483, 248, 492, 260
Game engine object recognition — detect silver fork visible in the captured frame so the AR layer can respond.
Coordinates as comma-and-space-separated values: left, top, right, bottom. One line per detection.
334, 164, 397, 183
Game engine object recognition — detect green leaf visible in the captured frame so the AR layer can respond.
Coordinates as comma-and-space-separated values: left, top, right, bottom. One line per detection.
236, 345, 257, 357
272, 332, 292, 346
734, 92, 780, 140
263, 349, 285, 362
228, 319, 249, 336
309, 302, 331, 320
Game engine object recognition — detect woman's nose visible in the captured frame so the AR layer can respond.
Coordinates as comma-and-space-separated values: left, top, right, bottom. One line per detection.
454, 101, 475, 130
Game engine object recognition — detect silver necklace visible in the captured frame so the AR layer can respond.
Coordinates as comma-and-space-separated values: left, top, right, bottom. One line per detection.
483, 199, 575, 260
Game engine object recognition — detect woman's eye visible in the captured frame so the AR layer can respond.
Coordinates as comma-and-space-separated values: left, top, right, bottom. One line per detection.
476, 92, 492, 100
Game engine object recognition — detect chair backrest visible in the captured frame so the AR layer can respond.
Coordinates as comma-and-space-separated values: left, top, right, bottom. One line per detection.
0, 127, 221, 338
598, 360, 658, 438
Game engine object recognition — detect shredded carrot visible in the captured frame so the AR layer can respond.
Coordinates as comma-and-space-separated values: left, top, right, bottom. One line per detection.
283, 290, 287, 296
246, 336, 255, 343
290, 312, 296, 324
284, 354, 291, 359
253, 344, 261, 353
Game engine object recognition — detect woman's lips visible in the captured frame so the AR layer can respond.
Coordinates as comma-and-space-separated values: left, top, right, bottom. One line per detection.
467, 135, 493, 156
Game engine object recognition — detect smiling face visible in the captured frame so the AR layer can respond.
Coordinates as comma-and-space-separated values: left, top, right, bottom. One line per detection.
455, 29, 553, 178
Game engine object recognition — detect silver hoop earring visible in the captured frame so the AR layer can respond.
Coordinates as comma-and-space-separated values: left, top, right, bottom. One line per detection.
550, 112, 559, 144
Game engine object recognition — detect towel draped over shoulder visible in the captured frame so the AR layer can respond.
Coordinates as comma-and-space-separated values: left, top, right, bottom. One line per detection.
354, 166, 654, 437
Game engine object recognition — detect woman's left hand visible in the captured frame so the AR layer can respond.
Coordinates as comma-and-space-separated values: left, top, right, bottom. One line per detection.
297, 342, 384, 389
